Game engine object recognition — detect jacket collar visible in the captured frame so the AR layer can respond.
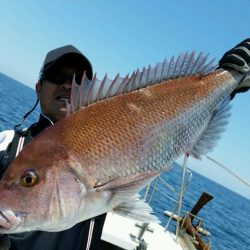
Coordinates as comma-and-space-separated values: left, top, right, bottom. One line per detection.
29, 114, 54, 137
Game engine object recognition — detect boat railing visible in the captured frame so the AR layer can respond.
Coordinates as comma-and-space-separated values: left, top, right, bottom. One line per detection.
132, 159, 193, 248
133, 154, 249, 249
141, 156, 193, 234
132, 155, 214, 249
145, 173, 192, 205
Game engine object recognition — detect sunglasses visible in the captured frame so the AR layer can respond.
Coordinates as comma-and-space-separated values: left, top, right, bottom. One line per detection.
42, 72, 84, 85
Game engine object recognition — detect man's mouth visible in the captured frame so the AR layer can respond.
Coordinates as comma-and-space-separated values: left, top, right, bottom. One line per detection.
56, 95, 70, 102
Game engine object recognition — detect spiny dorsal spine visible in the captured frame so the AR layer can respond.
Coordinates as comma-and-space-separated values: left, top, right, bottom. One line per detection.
67, 51, 217, 114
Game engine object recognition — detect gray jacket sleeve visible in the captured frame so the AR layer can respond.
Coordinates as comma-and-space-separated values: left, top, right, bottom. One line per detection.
0, 130, 14, 151
0, 150, 5, 166
0, 130, 14, 178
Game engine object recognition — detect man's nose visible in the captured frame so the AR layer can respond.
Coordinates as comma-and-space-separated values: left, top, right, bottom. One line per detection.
60, 81, 72, 90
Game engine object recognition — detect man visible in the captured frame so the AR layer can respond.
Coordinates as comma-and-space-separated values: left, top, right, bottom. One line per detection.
0, 39, 249, 250
0, 45, 106, 250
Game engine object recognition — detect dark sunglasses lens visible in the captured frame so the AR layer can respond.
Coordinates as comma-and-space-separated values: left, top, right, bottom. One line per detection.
45, 73, 82, 85
48, 74, 69, 84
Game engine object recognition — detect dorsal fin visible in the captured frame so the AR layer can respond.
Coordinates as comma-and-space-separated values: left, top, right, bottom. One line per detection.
188, 98, 232, 159
67, 51, 217, 115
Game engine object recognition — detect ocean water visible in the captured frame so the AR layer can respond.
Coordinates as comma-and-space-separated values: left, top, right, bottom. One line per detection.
0, 72, 249, 250
0, 73, 40, 131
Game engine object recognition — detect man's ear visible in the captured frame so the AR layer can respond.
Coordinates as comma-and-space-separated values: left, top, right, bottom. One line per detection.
36, 81, 42, 94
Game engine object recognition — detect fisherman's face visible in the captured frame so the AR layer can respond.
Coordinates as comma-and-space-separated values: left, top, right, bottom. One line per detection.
36, 67, 83, 122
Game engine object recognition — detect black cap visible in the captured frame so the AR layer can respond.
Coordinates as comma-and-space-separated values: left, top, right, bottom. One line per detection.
39, 45, 93, 81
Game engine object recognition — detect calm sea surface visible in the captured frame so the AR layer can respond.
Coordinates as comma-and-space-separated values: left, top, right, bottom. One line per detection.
0, 72, 249, 250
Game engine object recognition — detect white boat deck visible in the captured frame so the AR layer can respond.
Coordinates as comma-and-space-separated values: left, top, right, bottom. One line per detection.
102, 213, 193, 250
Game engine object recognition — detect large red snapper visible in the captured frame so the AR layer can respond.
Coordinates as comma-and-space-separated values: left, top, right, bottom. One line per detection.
0, 49, 249, 233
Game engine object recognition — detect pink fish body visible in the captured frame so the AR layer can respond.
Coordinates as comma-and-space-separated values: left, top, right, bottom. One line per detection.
0, 51, 249, 233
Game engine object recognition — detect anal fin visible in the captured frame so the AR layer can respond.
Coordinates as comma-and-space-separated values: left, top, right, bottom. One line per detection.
114, 196, 160, 224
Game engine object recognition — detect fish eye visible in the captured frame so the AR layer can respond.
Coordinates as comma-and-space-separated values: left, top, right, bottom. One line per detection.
20, 171, 38, 187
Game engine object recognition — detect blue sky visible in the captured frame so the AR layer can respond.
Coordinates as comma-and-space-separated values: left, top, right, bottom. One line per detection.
0, 0, 249, 198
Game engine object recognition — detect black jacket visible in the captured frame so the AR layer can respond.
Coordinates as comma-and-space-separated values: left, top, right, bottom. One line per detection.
0, 114, 106, 250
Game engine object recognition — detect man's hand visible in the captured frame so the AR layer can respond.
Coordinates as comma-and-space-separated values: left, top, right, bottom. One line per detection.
219, 38, 250, 99
219, 38, 250, 74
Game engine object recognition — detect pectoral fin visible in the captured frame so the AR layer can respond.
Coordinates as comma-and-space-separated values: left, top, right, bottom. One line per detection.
95, 171, 161, 223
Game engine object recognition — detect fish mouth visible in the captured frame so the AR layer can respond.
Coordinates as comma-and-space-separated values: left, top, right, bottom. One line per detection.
0, 210, 24, 233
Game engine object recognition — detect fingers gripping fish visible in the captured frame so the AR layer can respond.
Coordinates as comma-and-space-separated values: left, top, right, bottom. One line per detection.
0, 39, 249, 233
